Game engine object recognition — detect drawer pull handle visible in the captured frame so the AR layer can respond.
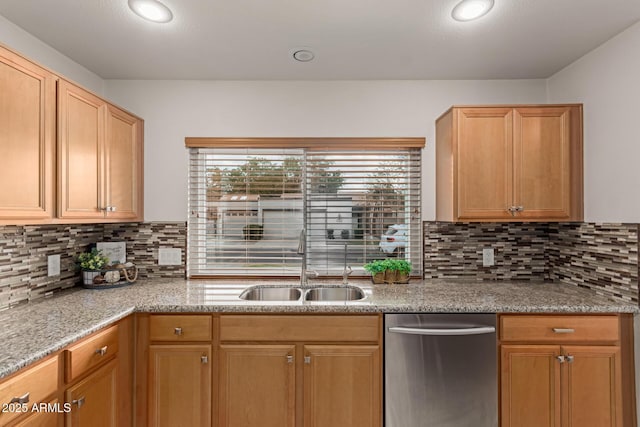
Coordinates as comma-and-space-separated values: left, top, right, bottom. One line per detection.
72, 397, 86, 408
552, 328, 575, 334
10, 392, 30, 404
95, 346, 108, 356
174, 327, 183, 336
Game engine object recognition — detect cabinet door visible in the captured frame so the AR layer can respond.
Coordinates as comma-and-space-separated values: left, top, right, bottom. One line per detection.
219, 345, 295, 427
501, 345, 561, 427
104, 105, 143, 220
58, 80, 106, 219
0, 48, 55, 221
456, 108, 513, 220
148, 345, 211, 427
65, 359, 117, 427
12, 399, 63, 427
303, 345, 381, 427
562, 346, 622, 427
513, 107, 573, 219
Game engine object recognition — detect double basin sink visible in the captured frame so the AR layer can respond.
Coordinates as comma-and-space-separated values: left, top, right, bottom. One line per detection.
239, 285, 366, 302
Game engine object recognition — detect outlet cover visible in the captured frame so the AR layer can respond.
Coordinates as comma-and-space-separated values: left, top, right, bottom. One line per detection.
158, 248, 182, 266
48, 254, 61, 276
482, 248, 495, 267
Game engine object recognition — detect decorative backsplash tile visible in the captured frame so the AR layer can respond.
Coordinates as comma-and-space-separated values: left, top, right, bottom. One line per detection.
424, 222, 550, 281
547, 223, 638, 305
0, 220, 636, 310
424, 221, 639, 305
0, 222, 187, 310
103, 222, 187, 279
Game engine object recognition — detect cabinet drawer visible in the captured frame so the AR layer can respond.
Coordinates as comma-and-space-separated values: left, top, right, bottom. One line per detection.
65, 325, 119, 383
220, 315, 380, 342
149, 315, 212, 342
500, 315, 619, 343
0, 356, 59, 426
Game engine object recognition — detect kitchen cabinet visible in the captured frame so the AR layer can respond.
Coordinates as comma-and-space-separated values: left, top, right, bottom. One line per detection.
148, 345, 211, 427
58, 80, 143, 221
63, 319, 133, 427
65, 359, 118, 427
219, 345, 295, 427
218, 314, 382, 427
0, 355, 59, 426
499, 314, 634, 427
0, 43, 143, 225
144, 315, 213, 427
435, 105, 583, 222
303, 345, 380, 427
0, 47, 55, 222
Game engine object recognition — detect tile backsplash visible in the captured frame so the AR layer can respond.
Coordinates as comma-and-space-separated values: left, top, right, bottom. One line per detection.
548, 223, 638, 304
0, 222, 186, 310
0, 220, 637, 310
424, 221, 639, 305
424, 222, 550, 281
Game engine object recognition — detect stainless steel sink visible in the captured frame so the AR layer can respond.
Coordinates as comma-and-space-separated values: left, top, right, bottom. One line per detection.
239, 286, 302, 301
303, 286, 366, 302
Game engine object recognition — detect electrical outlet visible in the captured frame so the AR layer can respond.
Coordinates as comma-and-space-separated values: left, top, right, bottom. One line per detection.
482, 248, 495, 267
48, 254, 61, 276
158, 248, 182, 266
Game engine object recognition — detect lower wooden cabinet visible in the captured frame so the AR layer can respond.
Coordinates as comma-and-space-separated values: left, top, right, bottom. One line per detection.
219, 345, 295, 427
65, 359, 118, 427
148, 345, 212, 427
499, 315, 630, 427
217, 315, 382, 427
303, 345, 381, 427
11, 399, 62, 427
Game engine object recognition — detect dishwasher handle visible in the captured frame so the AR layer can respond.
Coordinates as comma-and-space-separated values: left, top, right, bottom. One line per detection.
388, 325, 496, 336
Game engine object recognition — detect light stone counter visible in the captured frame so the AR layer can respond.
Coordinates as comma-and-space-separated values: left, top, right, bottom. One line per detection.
0, 278, 637, 379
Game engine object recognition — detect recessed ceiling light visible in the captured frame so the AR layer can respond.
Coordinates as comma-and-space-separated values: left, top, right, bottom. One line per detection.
128, 0, 173, 23
292, 50, 315, 62
451, 0, 494, 22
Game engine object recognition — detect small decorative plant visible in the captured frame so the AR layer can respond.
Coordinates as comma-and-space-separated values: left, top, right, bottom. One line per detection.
77, 248, 109, 271
363, 259, 411, 284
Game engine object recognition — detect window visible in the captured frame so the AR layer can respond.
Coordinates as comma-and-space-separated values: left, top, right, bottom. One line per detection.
187, 138, 423, 278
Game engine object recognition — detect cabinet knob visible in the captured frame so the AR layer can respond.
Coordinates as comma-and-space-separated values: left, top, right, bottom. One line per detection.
556, 355, 565, 363
72, 397, 86, 409
287, 355, 294, 364
566, 355, 574, 363
174, 327, 183, 336
10, 392, 30, 404
95, 346, 108, 356
201, 355, 208, 364
304, 356, 311, 364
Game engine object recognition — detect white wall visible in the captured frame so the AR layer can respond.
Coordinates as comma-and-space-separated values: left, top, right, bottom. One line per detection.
0, 14, 104, 94
105, 79, 546, 221
547, 21, 640, 223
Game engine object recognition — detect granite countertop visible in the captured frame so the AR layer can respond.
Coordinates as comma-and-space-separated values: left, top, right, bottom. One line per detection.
0, 278, 637, 379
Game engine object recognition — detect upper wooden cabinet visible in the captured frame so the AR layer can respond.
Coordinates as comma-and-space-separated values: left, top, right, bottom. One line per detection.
0, 44, 144, 224
58, 79, 143, 221
436, 105, 583, 222
0, 47, 55, 221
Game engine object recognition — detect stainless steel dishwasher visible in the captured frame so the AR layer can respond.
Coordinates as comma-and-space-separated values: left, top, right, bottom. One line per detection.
385, 313, 497, 427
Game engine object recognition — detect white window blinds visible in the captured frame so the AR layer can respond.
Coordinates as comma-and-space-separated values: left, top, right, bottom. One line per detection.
188, 146, 422, 277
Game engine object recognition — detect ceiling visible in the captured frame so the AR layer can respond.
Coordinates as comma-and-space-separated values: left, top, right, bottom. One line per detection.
1, 0, 639, 80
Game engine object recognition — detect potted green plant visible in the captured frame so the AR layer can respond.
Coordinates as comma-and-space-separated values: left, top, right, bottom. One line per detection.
363, 259, 411, 284
77, 248, 110, 285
